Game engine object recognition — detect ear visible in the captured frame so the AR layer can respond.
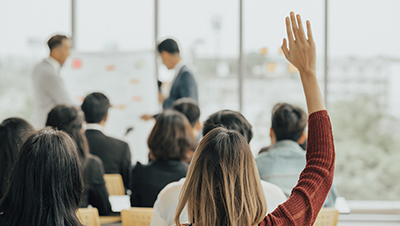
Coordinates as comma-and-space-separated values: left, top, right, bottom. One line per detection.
102, 112, 109, 124
270, 128, 276, 145
194, 121, 201, 132
297, 131, 307, 145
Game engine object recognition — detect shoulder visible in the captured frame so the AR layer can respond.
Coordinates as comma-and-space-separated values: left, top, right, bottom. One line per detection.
106, 135, 129, 149
156, 178, 186, 204
87, 154, 104, 169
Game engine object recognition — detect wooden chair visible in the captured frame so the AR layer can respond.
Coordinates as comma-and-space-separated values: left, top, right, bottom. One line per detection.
104, 174, 125, 195
313, 208, 339, 226
76, 208, 101, 226
121, 207, 154, 226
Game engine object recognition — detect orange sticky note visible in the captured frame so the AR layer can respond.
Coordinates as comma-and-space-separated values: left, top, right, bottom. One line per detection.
132, 96, 142, 102
106, 65, 116, 71
130, 79, 139, 84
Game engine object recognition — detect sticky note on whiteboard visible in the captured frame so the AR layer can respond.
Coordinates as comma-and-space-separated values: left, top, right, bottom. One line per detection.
72, 58, 82, 69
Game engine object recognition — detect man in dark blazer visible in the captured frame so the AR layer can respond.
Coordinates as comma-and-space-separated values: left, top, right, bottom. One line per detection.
81, 92, 132, 190
142, 38, 198, 120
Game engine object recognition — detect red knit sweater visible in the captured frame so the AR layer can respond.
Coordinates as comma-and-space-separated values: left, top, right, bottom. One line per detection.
260, 110, 335, 226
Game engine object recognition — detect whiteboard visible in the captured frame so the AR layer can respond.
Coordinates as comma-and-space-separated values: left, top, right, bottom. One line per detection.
62, 51, 159, 164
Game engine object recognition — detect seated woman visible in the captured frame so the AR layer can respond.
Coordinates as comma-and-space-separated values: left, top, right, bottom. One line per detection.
174, 12, 335, 226
46, 105, 111, 215
0, 118, 35, 199
130, 109, 196, 207
0, 129, 83, 226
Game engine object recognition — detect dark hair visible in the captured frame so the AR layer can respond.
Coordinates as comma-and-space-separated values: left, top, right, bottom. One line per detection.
203, 110, 253, 144
81, 92, 110, 123
0, 129, 83, 226
47, 34, 68, 51
170, 98, 200, 128
46, 105, 89, 166
271, 103, 307, 142
148, 110, 195, 160
157, 38, 180, 54
0, 118, 35, 198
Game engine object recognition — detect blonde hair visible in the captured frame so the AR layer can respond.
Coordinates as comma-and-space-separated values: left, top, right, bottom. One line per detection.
174, 127, 267, 226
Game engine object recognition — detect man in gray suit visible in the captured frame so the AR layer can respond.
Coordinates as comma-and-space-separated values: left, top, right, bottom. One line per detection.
31, 35, 72, 129
142, 38, 198, 120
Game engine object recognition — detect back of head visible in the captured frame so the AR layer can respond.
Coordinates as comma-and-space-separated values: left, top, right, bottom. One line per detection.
170, 98, 200, 128
46, 105, 89, 164
47, 34, 68, 52
0, 118, 35, 197
203, 110, 253, 143
174, 127, 267, 226
157, 38, 180, 54
148, 109, 195, 161
0, 129, 83, 226
81, 92, 110, 123
271, 103, 307, 142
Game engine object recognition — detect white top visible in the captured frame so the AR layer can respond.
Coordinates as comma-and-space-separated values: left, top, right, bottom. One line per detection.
85, 123, 104, 132
150, 178, 287, 226
45, 56, 61, 72
171, 60, 185, 85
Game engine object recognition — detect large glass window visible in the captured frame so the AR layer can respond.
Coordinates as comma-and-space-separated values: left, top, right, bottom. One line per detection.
159, 0, 240, 120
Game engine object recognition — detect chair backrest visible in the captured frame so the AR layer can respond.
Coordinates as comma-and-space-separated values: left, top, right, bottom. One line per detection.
76, 208, 101, 226
121, 207, 154, 226
104, 174, 125, 195
313, 208, 339, 226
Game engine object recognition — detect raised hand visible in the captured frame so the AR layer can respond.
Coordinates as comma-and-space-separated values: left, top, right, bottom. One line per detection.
281, 12, 325, 115
281, 12, 316, 75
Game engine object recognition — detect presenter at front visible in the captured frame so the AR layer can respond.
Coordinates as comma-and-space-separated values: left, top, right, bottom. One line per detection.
142, 38, 198, 120
31, 35, 72, 129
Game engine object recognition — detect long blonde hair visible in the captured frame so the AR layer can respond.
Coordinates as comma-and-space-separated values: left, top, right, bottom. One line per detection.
174, 127, 267, 226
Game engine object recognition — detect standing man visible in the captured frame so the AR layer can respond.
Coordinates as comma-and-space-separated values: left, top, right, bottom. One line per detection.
142, 38, 198, 120
31, 34, 72, 129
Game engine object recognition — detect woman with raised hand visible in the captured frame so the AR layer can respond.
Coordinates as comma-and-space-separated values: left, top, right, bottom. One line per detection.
46, 105, 112, 215
0, 129, 83, 226
174, 12, 334, 226
0, 118, 35, 199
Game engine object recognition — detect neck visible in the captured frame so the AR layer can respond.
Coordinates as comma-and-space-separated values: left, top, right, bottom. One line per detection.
171, 57, 182, 68
49, 54, 61, 65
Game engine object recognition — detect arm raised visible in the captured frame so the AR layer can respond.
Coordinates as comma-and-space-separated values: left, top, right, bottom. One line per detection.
281, 12, 325, 115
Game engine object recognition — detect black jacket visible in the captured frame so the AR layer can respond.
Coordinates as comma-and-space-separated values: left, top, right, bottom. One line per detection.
85, 129, 132, 189
81, 154, 112, 215
130, 160, 188, 207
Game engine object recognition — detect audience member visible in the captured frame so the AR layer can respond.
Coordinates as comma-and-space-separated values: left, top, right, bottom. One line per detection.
170, 97, 202, 154
0, 129, 83, 226
174, 12, 335, 226
81, 92, 132, 189
31, 34, 72, 129
150, 110, 287, 226
46, 105, 111, 215
0, 118, 35, 199
255, 103, 337, 207
130, 110, 195, 207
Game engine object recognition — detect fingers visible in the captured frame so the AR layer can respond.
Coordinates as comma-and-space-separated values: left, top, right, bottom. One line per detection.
306, 20, 314, 45
285, 17, 294, 44
296, 14, 307, 44
290, 12, 299, 41
281, 38, 290, 60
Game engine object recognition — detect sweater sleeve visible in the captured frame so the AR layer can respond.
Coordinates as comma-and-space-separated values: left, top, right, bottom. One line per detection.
260, 110, 335, 226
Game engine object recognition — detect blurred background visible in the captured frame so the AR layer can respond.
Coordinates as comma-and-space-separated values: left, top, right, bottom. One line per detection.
1, 0, 400, 204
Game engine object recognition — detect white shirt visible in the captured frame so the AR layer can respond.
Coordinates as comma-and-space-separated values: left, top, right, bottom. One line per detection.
150, 178, 287, 226
171, 60, 185, 85
85, 123, 104, 132
45, 56, 61, 73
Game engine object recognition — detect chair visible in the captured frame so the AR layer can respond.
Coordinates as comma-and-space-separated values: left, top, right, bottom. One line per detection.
121, 208, 154, 226
313, 208, 339, 226
104, 174, 125, 195
76, 208, 101, 226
